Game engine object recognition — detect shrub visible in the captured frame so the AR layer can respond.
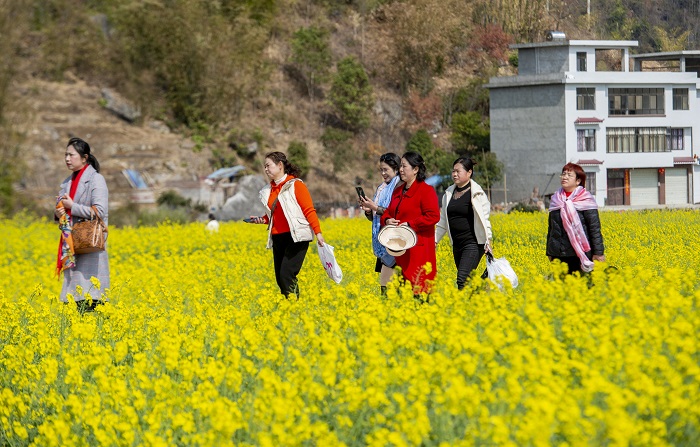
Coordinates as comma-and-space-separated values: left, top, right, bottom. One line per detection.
290, 26, 332, 104
472, 151, 504, 192
109, 1, 269, 126
450, 111, 490, 152
321, 128, 353, 173
509, 202, 541, 213
444, 78, 490, 118
328, 57, 373, 131
157, 190, 191, 209
288, 141, 310, 178
405, 129, 452, 176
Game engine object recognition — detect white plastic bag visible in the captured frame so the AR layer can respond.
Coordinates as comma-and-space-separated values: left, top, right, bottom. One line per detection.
486, 251, 518, 289
317, 242, 343, 284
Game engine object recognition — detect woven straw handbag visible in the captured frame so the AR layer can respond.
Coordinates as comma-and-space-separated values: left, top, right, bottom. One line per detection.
72, 206, 107, 254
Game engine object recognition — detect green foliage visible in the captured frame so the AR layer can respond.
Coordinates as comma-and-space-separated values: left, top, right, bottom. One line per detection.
30, 0, 112, 81
0, 155, 19, 216
451, 111, 490, 153
328, 57, 373, 132
405, 129, 452, 176
444, 78, 490, 119
157, 190, 192, 209
508, 51, 519, 68
288, 141, 310, 179
28, 0, 271, 127
151, 190, 207, 225
321, 127, 353, 173
219, 0, 277, 24
210, 128, 261, 168
471, 151, 503, 192
508, 202, 541, 213
651, 26, 691, 52
290, 26, 332, 102
405, 129, 434, 158
598, 0, 654, 51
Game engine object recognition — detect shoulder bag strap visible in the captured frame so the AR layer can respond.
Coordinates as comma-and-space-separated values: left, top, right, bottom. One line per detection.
90, 205, 108, 231
267, 197, 279, 231
267, 179, 300, 230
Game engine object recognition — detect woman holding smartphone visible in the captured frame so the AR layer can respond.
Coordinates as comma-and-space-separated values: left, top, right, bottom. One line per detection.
358, 152, 401, 295
247, 152, 325, 299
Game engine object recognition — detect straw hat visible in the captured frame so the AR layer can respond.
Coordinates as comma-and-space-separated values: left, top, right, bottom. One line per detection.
378, 225, 417, 256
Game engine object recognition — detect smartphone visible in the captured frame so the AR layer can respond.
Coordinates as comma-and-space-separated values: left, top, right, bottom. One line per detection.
243, 217, 255, 223
355, 186, 367, 199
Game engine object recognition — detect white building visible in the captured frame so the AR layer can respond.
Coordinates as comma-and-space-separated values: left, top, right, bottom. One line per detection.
487, 38, 700, 207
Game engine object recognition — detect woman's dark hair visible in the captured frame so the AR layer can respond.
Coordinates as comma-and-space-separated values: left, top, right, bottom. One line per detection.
454, 157, 477, 173
562, 162, 586, 186
401, 151, 427, 182
265, 151, 301, 178
379, 152, 401, 174
67, 137, 100, 173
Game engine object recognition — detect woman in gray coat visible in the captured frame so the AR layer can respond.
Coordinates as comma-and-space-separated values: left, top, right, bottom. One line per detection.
55, 137, 109, 311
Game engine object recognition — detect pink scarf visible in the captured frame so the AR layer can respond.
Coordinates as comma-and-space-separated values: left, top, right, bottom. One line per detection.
549, 186, 598, 272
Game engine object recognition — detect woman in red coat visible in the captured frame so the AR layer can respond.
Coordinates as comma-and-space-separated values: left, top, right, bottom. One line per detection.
381, 152, 440, 295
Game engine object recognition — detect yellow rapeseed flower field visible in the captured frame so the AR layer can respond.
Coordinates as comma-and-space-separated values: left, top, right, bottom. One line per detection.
1, 209, 699, 446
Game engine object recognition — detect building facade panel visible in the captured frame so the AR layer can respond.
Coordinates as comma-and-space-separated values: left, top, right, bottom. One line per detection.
489, 84, 566, 204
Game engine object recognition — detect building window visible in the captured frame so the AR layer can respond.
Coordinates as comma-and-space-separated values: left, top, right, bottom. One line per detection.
608, 88, 664, 115
577, 129, 596, 152
667, 128, 684, 150
606, 127, 677, 153
577, 52, 587, 72
673, 88, 689, 110
585, 172, 596, 195
577, 88, 595, 110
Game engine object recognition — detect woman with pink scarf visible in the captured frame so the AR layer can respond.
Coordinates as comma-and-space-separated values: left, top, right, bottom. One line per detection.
547, 163, 605, 274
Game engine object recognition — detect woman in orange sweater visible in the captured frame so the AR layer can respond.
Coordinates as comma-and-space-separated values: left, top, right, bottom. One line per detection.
249, 152, 325, 299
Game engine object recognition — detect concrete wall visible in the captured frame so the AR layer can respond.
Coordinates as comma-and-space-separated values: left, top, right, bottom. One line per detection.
518, 47, 570, 76
489, 84, 567, 204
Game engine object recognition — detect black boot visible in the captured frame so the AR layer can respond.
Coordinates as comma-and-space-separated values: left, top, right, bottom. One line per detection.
76, 300, 93, 313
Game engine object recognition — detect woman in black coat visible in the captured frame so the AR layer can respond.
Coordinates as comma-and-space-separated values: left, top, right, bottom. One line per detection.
547, 163, 605, 274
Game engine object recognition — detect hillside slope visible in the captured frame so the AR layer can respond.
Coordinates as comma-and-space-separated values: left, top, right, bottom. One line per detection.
12, 75, 214, 213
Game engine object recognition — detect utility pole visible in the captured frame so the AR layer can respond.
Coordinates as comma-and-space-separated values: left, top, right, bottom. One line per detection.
587, 0, 591, 30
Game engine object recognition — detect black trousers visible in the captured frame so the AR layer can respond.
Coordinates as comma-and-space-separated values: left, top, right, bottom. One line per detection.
552, 256, 583, 274
271, 232, 310, 296
453, 241, 485, 290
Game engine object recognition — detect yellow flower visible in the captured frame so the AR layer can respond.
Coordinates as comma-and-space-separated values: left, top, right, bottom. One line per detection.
0, 211, 699, 446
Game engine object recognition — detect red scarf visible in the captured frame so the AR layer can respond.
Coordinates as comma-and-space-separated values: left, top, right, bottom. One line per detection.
56, 165, 89, 275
